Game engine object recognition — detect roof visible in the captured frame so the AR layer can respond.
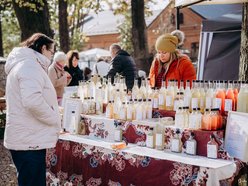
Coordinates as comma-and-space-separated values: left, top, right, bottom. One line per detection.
190, 4, 242, 21
82, 9, 165, 36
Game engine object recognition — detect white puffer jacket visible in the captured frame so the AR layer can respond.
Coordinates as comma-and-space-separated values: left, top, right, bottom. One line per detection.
4, 47, 61, 150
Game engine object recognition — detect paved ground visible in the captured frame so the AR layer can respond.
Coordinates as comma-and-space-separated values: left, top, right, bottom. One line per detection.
0, 140, 18, 186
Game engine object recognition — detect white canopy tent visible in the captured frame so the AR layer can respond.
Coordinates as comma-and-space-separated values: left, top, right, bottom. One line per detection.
79, 48, 110, 69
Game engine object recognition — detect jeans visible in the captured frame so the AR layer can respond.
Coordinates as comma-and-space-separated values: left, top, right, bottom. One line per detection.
10, 149, 46, 186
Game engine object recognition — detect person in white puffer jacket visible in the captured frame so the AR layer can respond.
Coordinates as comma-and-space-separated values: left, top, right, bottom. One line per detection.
4, 33, 61, 186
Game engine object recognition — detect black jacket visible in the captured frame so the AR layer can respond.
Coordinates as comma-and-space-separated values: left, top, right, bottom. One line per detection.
64, 66, 83, 86
107, 50, 137, 90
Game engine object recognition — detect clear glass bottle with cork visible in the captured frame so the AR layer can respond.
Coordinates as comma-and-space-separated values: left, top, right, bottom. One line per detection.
186, 132, 197, 155
171, 129, 182, 153
146, 127, 155, 148
207, 134, 218, 159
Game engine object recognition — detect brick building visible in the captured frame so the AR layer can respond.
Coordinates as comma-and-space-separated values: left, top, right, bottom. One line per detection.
82, 5, 203, 62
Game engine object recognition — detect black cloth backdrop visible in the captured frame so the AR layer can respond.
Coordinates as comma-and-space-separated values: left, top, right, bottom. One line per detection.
198, 19, 241, 80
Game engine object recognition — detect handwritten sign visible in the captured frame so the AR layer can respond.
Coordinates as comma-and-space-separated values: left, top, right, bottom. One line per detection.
225, 111, 248, 162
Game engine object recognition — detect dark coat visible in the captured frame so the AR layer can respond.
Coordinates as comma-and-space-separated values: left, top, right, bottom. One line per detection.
107, 50, 137, 90
64, 66, 83, 86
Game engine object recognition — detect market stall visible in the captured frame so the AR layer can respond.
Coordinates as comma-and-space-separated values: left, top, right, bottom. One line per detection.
47, 77, 248, 185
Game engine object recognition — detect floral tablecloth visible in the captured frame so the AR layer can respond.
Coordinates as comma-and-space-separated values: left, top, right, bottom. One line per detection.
81, 114, 225, 157
46, 134, 241, 186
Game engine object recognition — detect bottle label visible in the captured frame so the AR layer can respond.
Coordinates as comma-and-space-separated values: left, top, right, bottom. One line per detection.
119, 109, 126, 120
188, 114, 197, 129
191, 98, 198, 109
205, 97, 212, 109
200, 98, 205, 108
146, 135, 154, 148
224, 99, 232, 111
183, 96, 191, 107
142, 109, 147, 120
173, 100, 179, 111
159, 94, 165, 105
153, 98, 158, 108
96, 101, 101, 111
127, 107, 132, 120
171, 139, 180, 152
114, 129, 122, 142
155, 133, 163, 147
166, 96, 172, 106
82, 103, 88, 114
106, 107, 112, 118
175, 114, 184, 128
186, 141, 196, 155
147, 108, 152, 119
136, 109, 143, 120
207, 144, 218, 158
213, 98, 222, 110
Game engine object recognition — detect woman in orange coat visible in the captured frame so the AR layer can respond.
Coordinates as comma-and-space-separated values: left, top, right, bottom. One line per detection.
149, 33, 196, 88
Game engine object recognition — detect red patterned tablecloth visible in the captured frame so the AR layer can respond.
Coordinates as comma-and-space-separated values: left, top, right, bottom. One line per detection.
46, 135, 242, 186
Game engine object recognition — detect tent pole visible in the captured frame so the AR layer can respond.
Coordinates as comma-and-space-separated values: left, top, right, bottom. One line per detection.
176, 7, 180, 30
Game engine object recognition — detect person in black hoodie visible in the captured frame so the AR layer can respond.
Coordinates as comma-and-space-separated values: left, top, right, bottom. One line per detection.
107, 44, 137, 90
64, 50, 83, 86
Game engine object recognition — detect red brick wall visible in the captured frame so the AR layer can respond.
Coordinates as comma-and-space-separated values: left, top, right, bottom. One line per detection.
84, 7, 203, 60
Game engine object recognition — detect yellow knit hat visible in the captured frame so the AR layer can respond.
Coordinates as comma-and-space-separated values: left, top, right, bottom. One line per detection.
155, 33, 178, 52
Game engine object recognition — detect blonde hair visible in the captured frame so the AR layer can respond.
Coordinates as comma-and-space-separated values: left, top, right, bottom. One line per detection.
156, 50, 183, 75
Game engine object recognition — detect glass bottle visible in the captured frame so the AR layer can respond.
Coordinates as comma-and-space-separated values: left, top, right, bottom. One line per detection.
152, 88, 159, 109
155, 120, 165, 150
70, 111, 77, 134
237, 81, 248, 113
189, 108, 197, 129
171, 129, 182, 153
201, 108, 211, 130
95, 87, 103, 115
191, 80, 201, 110
199, 80, 206, 113
225, 80, 235, 114
140, 78, 147, 99
184, 80, 192, 109
183, 106, 190, 128
82, 97, 89, 114
215, 80, 225, 114
119, 102, 127, 120
205, 80, 214, 110
132, 78, 139, 100
135, 99, 143, 120
158, 79, 166, 110
142, 99, 147, 119
166, 80, 174, 111
106, 101, 113, 119
175, 107, 184, 128
186, 132, 197, 155
146, 99, 153, 119
146, 127, 155, 148
114, 123, 123, 142
210, 108, 218, 131
126, 102, 133, 121
207, 134, 218, 159
195, 108, 202, 129
174, 92, 184, 111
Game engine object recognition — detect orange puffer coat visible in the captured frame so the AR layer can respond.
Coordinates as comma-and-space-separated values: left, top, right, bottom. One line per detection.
149, 56, 196, 87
